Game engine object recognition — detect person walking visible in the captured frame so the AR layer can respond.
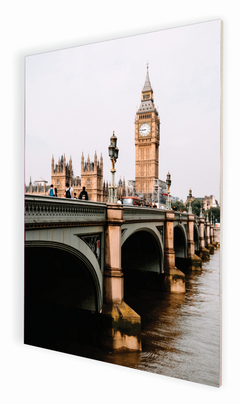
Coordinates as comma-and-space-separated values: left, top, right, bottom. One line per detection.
79, 186, 88, 200
65, 182, 73, 199
49, 184, 55, 196
54, 188, 58, 197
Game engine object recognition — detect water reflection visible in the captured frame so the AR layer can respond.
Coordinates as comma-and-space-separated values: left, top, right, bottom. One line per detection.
96, 250, 220, 387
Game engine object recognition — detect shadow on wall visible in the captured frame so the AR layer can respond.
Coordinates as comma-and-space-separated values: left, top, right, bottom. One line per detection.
24, 246, 100, 352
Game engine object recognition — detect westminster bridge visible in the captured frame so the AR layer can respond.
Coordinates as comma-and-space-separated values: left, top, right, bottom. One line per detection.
25, 195, 219, 352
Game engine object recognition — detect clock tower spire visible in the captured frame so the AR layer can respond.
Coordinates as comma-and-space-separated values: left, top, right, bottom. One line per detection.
135, 64, 160, 200
142, 62, 152, 94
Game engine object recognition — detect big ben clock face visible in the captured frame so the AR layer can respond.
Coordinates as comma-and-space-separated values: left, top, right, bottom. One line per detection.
139, 123, 150, 136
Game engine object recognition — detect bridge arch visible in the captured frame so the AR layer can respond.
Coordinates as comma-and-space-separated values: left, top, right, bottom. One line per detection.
25, 240, 102, 312
174, 223, 187, 258
121, 224, 164, 274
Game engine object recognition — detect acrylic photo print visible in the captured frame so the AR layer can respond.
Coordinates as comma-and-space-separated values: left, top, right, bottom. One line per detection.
24, 20, 222, 387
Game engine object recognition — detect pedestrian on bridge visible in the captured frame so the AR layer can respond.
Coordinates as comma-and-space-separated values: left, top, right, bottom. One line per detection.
65, 182, 73, 198
49, 184, 55, 197
79, 186, 88, 200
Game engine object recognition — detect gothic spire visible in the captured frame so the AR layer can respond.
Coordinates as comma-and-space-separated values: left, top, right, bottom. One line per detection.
142, 62, 152, 93
137, 63, 156, 114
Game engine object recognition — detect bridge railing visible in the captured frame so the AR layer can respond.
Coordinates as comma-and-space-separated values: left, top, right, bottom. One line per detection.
122, 205, 167, 222
174, 211, 188, 223
25, 195, 107, 228
122, 206, 201, 223
25, 195, 202, 229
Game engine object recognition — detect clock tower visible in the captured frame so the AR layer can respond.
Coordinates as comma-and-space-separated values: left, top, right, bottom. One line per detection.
135, 65, 160, 199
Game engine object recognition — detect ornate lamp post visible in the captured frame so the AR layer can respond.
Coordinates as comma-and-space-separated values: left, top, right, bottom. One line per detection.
188, 188, 192, 214
108, 131, 119, 203
166, 171, 171, 210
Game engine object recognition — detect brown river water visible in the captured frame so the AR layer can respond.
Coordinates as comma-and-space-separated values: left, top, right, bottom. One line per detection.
25, 249, 220, 387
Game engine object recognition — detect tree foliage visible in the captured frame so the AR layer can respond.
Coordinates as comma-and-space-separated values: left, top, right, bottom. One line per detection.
185, 199, 203, 216
185, 199, 220, 222
171, 198, 220, 221
172, 201, 186, 212
206, 206, 220, 223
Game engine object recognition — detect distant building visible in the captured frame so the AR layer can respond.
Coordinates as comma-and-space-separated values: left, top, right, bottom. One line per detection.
117, 177, 126, 199
80, 152, 104, 202
152, 179, 168, 206
26, 153, 106, 201
25, 153, 127, 202
184, 195, 219, 210
170, 196, 183, 203
25, 177, 49, 195
186, 194, 195, 202
127, 180, 135, 197
34, 177, 48, 186
203, 195, 219, 210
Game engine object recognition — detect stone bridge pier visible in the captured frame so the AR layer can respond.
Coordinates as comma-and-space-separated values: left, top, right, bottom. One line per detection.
101, 204, 142, 352
199, 216, 210, 261
186, 214, 202, 270
206, 220, 215, 254
101, 207, 187, 352
163, 212, 186, 293
211, 223, 218, 249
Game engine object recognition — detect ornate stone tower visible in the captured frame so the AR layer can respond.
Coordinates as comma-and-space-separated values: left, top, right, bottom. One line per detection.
51, 154, 73, 197
81, 152, 104, 201
135, 65, 160, 198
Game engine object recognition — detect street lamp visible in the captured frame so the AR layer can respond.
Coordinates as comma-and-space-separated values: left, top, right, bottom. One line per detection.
188, 188, 192, 214
166, 171, 171, 210
108, 131, 119, 203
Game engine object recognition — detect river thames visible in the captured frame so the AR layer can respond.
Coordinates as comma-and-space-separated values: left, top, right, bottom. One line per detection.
25, 249, 220, 387
89, 249, 220, 387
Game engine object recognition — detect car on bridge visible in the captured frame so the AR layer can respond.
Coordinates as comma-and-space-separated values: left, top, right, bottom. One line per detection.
121, 196, 143, 206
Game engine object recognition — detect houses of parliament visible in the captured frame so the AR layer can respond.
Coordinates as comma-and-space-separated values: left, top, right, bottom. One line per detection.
25, 66, 161, 202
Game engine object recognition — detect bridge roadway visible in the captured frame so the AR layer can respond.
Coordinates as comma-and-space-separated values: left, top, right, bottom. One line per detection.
25, 195, 217, 352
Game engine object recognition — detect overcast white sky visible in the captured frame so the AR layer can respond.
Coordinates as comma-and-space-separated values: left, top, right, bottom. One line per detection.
25, 20, 221, 202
